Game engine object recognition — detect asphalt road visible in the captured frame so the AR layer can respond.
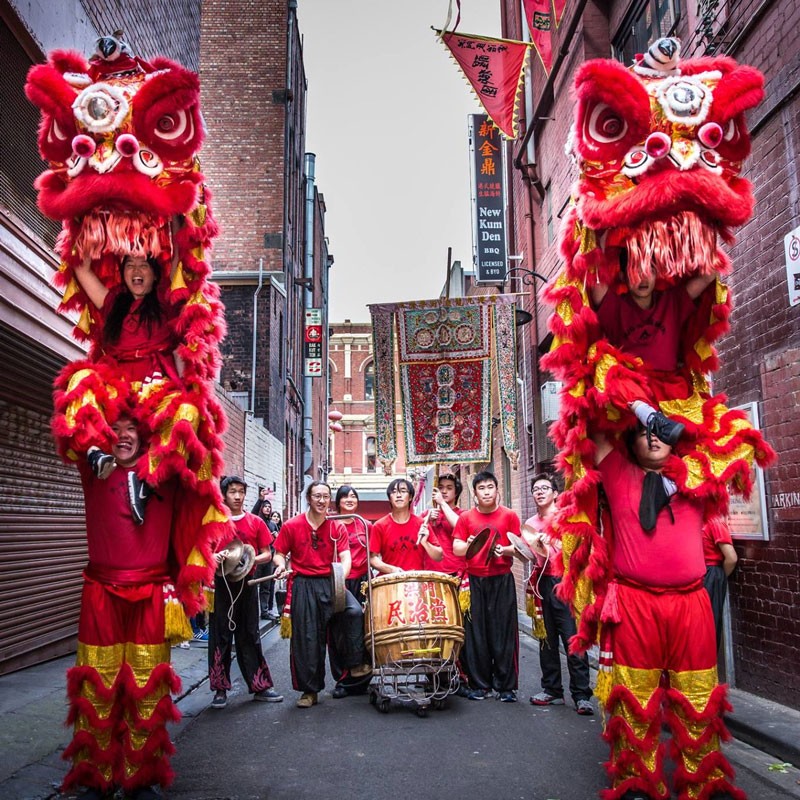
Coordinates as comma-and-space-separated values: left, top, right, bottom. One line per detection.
168, 627, 800, 800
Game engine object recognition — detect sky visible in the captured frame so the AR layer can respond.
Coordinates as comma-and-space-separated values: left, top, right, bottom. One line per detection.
298, 0, 503, 323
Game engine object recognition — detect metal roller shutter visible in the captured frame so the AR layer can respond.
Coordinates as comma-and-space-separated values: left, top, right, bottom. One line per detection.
0, 322, 87, 674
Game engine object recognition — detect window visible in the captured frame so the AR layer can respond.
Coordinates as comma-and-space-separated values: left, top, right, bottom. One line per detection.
613, 0, 681, 66
365, 436, 377, 473
364, 361, 375, 400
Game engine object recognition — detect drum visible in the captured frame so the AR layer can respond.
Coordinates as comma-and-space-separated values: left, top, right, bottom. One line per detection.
330, 562, 346, 613
365, 570, 464, 666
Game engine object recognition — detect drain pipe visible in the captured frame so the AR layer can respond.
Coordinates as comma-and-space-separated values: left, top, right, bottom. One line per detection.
302, 154, 316, 480
250, 257, 264, 414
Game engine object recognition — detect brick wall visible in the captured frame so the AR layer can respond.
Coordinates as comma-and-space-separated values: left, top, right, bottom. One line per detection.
216, 385, 244, 479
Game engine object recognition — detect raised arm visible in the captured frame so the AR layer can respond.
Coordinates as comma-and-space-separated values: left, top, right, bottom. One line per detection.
684, 271, 716, 300
591, 430, 614, 465
73, 255, 109, 311
588, 279, 609, 309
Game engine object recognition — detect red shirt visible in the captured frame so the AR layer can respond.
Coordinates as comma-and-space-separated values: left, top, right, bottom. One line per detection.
79, 463, 174, 570
371, 513, 438, 572
340, 518, 370, 576
218, 512, 273, 576
703, 522, 733, 566
523, 513, 563, 577
595, 285, 695, 371
598, 449, 705, 587
101, 286, 179, 382
453, 506, 521, 577
423, 507, 465, 573
274, 514, 349, 576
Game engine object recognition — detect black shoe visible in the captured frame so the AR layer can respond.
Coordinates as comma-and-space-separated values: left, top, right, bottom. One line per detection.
620, 792, 656, 800
467, 689, 488, 700
79, 789, 107, 800
260, 613, 270, 620
646, 410, 685, 447
455, 684, 471, 698
129, 787, 162, 800
211, 690, 227, 709
253, 688, 284, 702
332, 684, 348, 699
127, 471, 151, 525
639, 470, 671, 532
87, 448, 116, 480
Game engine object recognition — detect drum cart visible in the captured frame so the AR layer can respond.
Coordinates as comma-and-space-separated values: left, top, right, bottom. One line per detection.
328, 514, 463, 718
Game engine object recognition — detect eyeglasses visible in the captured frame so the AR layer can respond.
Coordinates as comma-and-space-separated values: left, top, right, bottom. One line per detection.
532, 486, 552, 493
310, 494, 330, 502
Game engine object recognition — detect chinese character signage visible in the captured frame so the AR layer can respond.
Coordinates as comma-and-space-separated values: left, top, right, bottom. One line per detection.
470, 114, 507, 285
438, 30, 530, 139
304, 308, 323, 377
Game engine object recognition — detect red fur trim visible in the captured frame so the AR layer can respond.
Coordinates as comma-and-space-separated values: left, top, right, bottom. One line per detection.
602, 743, 669, 800
65, 696, 116, 730
63, 728, 116, 764
120, 759, 175, 792
665, 684, 731, 723
605, 684, 665, 721
48, 49, 90, 74
603, 713, 662, 752
672, 748, 738, 792
686, 778, 747, 800
25, 64, 78, 126
61, 759, 114, 793
120, 726, 175, 762
664, 707, 730, 749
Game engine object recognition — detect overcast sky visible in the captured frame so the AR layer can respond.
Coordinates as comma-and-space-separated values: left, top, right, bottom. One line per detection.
298, 0, 503, 322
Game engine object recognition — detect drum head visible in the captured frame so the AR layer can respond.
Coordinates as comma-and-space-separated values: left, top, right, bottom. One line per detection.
465, 527, 492, 560
508, 532, 537, 562
330, 562, 346, 613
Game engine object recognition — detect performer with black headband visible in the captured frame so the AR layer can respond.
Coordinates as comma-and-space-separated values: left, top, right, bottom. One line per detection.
272, 482, 371, 708
208, 475, 283, 709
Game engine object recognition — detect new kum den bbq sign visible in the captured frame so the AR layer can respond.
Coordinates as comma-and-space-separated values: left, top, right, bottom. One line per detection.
470, 113, 507, 285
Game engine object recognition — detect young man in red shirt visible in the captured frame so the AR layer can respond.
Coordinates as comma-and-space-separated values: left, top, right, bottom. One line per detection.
524, 473, 593, 715
369, 478, 442, 573
422, 473, 465, 574
65, 415, 181, 800
272, 482, 371, 708
593, 426, 744, 800
452, 471, 521, 702
209, 476, 283, 709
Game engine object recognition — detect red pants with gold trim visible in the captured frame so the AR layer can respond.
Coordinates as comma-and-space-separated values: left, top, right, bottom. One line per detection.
63, 572, 181, 793
599, 581, 744, 800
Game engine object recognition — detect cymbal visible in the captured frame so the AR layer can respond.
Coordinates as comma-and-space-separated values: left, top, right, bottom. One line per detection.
465, 527, 492, 560
508, 531, 537, 562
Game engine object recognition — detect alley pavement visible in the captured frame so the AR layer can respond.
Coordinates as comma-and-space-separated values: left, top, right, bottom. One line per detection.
1, 617, 799, 800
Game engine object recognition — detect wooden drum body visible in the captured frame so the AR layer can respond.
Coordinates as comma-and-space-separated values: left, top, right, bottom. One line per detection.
365, 570, 464, 666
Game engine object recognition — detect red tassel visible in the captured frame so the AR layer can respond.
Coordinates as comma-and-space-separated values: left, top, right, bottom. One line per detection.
600, 580, 621, 624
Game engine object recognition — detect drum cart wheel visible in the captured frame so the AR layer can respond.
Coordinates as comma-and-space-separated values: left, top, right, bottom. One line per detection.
432, 698, 446, 711
414, 704, 428, 718
377, 697, 391, 714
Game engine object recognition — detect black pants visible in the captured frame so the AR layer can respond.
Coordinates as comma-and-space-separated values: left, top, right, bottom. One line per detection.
462, 572, 519, 692
255, 560, 276, 616
208, 573, 273, 693
290, 574, 367, 693
703, 564, 727, 651
538, 575, 592, 702
329, 574, 371, 693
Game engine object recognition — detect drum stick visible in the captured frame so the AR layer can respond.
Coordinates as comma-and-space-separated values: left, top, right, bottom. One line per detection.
417, 510, 432, 545
247, 569, 293, 586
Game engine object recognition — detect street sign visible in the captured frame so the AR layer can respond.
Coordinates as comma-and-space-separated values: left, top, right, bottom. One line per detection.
304, 308, 323, 377
784, 224, 800, 307
470, 114, 507, 285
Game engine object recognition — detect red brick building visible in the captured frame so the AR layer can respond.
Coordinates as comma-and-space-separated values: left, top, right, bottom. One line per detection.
498, 0, 799, 706
200, 0, 332, 518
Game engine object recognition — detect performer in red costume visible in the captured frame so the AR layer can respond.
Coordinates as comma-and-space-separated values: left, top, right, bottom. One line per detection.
370, 478, 442, 573
65, 414, 187, 800
593, 426, 742, 800
453, 472, 521, 703
329, 485, 372, 699
422, 474, 465, 574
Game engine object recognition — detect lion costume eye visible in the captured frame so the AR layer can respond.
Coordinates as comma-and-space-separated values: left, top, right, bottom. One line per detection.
154, 110, 191, 141
588, 104, 628, 143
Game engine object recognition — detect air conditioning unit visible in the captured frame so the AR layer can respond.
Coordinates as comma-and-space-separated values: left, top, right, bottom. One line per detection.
540, 381, 563, 422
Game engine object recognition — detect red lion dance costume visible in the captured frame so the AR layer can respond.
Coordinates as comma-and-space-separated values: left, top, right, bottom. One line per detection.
25, 36, 231, 795
542, 39, 775, 800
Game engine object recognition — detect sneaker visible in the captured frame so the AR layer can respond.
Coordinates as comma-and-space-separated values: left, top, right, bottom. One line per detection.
332, 684, 349, 699
576, 698, 595, 715
530, 691, 565, 705
253, 688, 284, 703
296, 692, 318, 708
455, 684, 471, 698
639, 470, 671, 532
645, 410, 685, 447
177, 641, 190, 649
499, 691, 517, 703
193, 627, 209, 641
211, 690, 227, 709
268, 610, 281, 621
350, 663, 372, 678
87, 448, 116, 480
467, 689, 488, 700
127, 471, 151, 525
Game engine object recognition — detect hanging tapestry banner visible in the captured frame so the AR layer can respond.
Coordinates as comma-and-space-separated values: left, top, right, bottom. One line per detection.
369, 296, 520, 469
437, 30, 530, 139
553, 0, 568, 27
522, 0, 553, 74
